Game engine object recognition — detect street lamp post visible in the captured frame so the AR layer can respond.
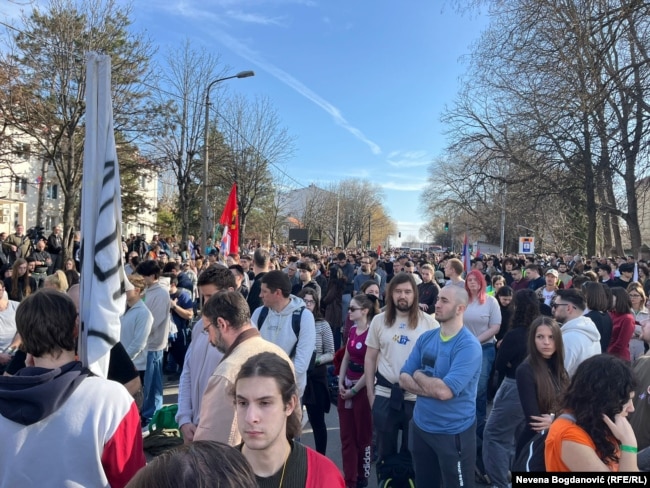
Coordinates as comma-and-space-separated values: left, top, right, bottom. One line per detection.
202, 70, 254, 253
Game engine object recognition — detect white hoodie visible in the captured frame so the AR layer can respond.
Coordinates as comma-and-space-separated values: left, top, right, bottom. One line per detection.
561, 315, 601, 376
251, 295, 316, 396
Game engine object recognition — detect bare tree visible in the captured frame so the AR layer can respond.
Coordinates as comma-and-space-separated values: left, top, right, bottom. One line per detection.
215, 94, 295, 244
148, 39, 226, 244
432, 0, 650, 256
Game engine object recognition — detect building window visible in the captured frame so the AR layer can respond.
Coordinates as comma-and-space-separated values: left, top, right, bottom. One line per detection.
140, 175, 147, 189
46, 183, 58, 200
14, 176, 27, 195
13, 143, 30, 160
138, 223, 145, 234
45, 215, 56, 231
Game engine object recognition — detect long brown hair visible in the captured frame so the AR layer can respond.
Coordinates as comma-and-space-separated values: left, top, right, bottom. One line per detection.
10, 258, 32, 301
526, 316, 569, 415
384, 272, 420, 329
234, 352, 301, 440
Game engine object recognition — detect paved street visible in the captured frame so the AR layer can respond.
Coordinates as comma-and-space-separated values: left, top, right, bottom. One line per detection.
162, 376, 380, 487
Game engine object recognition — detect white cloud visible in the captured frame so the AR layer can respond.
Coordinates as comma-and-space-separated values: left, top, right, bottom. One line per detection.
165, 2, 382, 156
342, 168, 371, 179
225, 10, 285, 25
381, 181, 427, 191
387, 149, 431, 168
210, 29, 381, 154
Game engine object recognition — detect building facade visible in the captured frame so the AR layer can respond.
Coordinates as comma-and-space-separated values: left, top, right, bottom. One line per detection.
0, 126, 157, 238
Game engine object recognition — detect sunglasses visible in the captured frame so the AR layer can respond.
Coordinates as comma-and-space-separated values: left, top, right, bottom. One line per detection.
551, 303, 570, 309
348, 306, 362, 312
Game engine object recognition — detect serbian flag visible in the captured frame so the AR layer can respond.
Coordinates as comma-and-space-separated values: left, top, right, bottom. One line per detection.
219, 183, 239, 257
462, 234, 471, 272
79, 53, 127, 377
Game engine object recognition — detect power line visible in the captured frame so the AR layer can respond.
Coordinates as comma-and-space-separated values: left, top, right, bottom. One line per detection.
138, 79, 308, 191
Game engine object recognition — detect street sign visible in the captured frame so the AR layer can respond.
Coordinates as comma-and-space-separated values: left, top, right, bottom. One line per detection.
519, 236, 535, 254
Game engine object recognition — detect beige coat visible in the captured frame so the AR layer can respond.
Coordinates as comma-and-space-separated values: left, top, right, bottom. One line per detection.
193, 331, 294, 445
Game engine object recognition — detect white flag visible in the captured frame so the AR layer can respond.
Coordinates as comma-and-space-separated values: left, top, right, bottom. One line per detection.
79, 53, 126, 377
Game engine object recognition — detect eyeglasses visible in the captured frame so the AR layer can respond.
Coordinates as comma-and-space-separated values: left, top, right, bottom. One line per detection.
348, 306, 362, 312
303, 299, 316, 305
202, 320, 215, 333
629, 294, 642, 299
551, 303, 570, 309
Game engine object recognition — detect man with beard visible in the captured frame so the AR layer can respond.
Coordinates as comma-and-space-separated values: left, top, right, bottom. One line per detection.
364, 272, 438, 466
353, 256, 378, 293
175, 265, 233, 443
552, 288, 601, 377
193, 290, 291, 445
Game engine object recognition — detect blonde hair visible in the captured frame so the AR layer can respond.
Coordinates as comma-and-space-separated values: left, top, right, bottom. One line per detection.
44, 270, 69, 292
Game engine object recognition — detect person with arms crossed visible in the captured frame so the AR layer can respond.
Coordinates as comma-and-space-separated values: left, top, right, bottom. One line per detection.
399, 285, 482, 488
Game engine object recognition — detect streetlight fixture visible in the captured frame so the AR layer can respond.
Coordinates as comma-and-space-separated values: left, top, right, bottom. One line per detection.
202, 70, 255, 252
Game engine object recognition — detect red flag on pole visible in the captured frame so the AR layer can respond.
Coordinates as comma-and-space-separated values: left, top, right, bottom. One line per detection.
219, 183, 239, 257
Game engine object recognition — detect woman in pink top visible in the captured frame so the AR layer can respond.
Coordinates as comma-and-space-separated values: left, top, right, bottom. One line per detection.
338, 293, 380, 488
608, 287, 636, 361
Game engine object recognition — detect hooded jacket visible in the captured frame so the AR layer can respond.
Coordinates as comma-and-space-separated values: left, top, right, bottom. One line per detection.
143, 279, 171, 351
251, 295, 316, 396
0, 361, 144, 487
561, 315, 601, 376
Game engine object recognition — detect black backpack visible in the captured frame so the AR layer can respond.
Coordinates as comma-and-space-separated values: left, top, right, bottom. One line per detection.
512, 413, 576, 472
377, 451, 416, 488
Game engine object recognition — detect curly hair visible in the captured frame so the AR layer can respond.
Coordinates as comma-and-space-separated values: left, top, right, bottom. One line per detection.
509, 289, 540, 330
561, 355, 636, 464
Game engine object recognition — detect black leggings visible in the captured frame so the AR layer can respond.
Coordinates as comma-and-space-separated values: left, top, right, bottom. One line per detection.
306, 402, 328, 455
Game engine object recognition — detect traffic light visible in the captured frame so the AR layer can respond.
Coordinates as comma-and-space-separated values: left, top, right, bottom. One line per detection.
444, 222, 449, 232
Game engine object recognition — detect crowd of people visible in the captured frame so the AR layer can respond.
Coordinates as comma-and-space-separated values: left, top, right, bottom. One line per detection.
3, 224, 650, 487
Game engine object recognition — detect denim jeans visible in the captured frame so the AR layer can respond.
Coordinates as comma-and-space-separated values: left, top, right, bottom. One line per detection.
141, 350, 164, 424
482, 377, 525, 487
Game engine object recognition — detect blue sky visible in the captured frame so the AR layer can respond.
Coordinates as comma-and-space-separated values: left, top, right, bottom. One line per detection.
3, 0, 488, 244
